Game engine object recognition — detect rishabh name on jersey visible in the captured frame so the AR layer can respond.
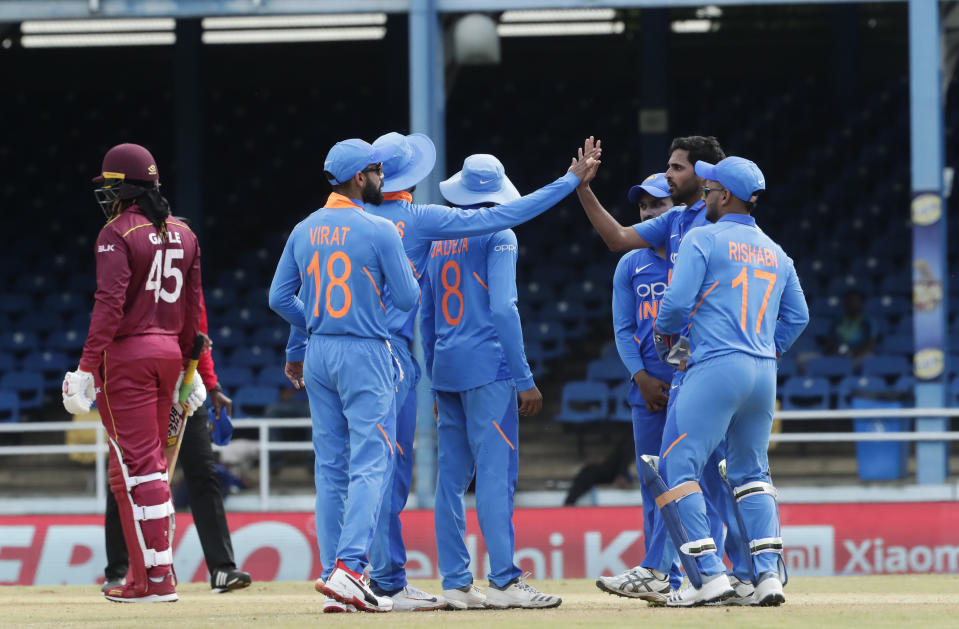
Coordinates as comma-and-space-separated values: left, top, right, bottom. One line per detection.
426, 232, 514, 392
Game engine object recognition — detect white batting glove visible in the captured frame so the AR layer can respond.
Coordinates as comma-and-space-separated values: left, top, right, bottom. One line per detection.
62, 369, 95, 415
175, 371, 206, 417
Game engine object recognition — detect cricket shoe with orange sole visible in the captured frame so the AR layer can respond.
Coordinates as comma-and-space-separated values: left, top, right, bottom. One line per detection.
320, 559, 393, 613
103, 572, 178, 603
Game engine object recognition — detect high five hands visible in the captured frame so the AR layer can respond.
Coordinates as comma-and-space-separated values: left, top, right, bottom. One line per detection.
570, 136, 602, 189
568, 137, 602, 184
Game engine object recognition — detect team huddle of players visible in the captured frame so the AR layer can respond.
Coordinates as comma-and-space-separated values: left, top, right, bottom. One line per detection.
267, 132, 808, 612
60, 131, 805, 609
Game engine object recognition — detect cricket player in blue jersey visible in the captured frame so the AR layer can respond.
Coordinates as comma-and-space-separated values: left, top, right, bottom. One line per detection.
268, 138, 419, 613
576, 136, 752, 602
653, 156, 808, 607
594, 172, 683, 603
287, 133, 600, 610
422, 154, 596, 610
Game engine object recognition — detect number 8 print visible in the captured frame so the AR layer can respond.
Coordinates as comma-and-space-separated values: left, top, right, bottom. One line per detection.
441, 260, 463, 326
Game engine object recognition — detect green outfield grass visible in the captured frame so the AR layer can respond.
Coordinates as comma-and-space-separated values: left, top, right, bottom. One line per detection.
2, 576, 958, 628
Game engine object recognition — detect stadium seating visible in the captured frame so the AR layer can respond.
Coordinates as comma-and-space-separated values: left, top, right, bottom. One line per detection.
0, 390, 19, 423
861, 355, 913, 381
805, 356, 854, 381
609, 381, 633, 423
0, 372, 45, 410
555, 381, 609, 423
585, 357, 628, 386
780, 377, 831, 410
232, 386, 280, 418
836, 375, 887, 409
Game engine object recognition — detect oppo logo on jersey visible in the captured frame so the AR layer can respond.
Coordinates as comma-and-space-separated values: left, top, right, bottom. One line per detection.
494, 244, 517, 253
635, 282, 667, 300
149, 231, 182, 245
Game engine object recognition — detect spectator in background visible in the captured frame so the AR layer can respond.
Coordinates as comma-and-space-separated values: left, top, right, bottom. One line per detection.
824, 290, 878, 359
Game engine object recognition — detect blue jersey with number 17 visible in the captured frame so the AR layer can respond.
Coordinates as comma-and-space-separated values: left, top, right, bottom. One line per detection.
268, 193, 419, 340
656, 214, 809, 365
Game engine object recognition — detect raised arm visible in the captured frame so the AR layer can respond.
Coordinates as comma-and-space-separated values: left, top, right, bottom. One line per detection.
414, 148, 601, 240
574, 137, 653, 252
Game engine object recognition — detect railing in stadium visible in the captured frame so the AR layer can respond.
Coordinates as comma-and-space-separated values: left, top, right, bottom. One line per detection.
1, 410, 958, 513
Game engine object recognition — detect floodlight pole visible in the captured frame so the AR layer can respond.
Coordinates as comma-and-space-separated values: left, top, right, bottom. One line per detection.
410, 0, 444, 508
908, 0, 948, 485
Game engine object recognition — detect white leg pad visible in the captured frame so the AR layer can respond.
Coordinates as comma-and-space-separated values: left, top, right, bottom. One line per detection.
733, 481, 777, 501
133, 500, 175, 521
749, 537, 784, 555
679, 538, 718, 557
144, 548, 174, 567
126, 471, 169, 489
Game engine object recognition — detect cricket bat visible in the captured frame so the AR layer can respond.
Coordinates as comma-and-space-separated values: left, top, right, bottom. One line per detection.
165, 334, 205, 478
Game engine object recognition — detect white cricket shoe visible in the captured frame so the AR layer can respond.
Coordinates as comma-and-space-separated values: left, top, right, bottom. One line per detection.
486, 575, 562, 609
718, 575, 755, 606
754, 572, 785, 607
389, 584, 447, 611
323, 596, 357, 613
666, 573, 734, 607
595, 566, 670, 603
443, 583, 488, 610
320, 559, 393, 613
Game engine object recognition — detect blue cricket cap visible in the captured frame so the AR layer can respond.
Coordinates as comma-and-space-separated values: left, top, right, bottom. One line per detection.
373, 132, 437, 193
439, 154, 520, 206
324, 138, 392, 186
694, 156, 766, 203
627, 172, 670, 203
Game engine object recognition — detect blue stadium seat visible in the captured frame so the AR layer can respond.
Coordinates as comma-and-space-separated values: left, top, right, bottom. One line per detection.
523, 322, 567, 360
236, 306, 272, 330
0, 371, 45, 410
777, 356, 799, 380
213, 366, 255, 393
21, 351, 69, 390
555, 381, 609, 423
780, 377, 831, 410
41, 292, 87, 314
0, 352, 15, 373
836, 375, 887, 409
805, 356, 853, 380
232, 386, 280, 418
609, 381, 633, 422
49, 329, 86, 353
210, 325, 247, 351
228, 345, 278, 372
0, 294, 33, 316
0, 391, 19, 423
0, 331, 39, 356
865, 295, 910, 321
889, 376, 916, 404
18, 311, 64, 336
541, 301, 588, 338
205, 287, 238, 310
861, 354, 912, 380
255, 366, 296, 390
880, 335, 914, 356
250, 326, 289, 347
15, 273, 54, 295
586, 357, 628, 385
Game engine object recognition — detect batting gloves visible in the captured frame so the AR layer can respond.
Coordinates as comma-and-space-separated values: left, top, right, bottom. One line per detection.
175, 371, 207, 417
62, 369, 95, 415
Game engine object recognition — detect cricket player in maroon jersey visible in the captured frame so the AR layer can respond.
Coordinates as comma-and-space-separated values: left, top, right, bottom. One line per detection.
61, 143, 207, 602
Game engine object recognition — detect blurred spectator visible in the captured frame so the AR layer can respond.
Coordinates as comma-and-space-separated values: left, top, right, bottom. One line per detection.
823, 290, 878, 359
563, 439, 634, 506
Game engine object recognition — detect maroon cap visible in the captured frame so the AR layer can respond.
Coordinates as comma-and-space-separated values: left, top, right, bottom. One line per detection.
92, 143, 159, 183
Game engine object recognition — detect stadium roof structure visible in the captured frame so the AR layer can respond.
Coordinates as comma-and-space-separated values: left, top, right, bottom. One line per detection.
0, 0, 903, 22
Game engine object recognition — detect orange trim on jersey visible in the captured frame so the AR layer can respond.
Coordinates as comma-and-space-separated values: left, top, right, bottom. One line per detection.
377, 424, 394, 455
633, 335, 642, 344
689, 282, 719, 318
324, 192, 364, 211
408, 258, 421, 279
395, 441, 405, 456
383, 191, 413, 202
472, 272, 488, 291
362, 266, 387, 311
492, 420, 515, 450
662, 432, 688, 459
121, 223, 154, 237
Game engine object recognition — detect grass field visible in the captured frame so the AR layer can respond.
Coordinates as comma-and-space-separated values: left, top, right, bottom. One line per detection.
3, 576, 959, 628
